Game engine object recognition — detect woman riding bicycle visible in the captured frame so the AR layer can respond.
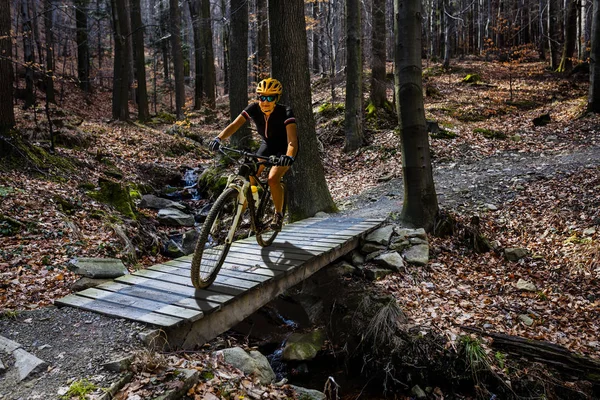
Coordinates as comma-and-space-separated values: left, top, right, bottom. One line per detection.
208, 78, 298, 231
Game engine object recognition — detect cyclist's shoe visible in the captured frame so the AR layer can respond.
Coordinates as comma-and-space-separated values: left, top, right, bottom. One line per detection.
271, 212, 284, 231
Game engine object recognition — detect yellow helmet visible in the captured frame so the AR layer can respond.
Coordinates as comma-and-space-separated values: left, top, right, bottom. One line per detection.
256, 78, 283, 97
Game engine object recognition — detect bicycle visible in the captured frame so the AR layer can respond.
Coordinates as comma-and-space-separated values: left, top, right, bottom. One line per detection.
191, 145, 288, 289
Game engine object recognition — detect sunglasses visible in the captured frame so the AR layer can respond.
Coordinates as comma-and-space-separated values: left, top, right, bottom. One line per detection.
258, 95, 277, 102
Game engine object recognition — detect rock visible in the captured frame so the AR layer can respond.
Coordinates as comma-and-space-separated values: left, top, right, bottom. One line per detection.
373, 251, 405, 271
71, 277, 113, 292
518, 314, 534, 326
219, 347, 275, 385
361, 242, 386, 254
289, 385, 326, 400
516, 278, 537, 292
313, 211, 329, 218
504, 247, 529, 261
364, 225, 395, 246
583, 227, 596, 236
181, 229, 200, 255
329, 261, 355, 276
13, 348, 48, 381
411, 384, 427, 399
389, 238, 410, 252
157, 208, 195, 227
395, 227, 427, 240
485, 203, 498, 211
282, 330, 325, 361
402, 244, 430, 266
347, 250, 365, 267
102, 355, 134, 372
365, 268, 393, 281
0, 359, 4, 372
138, 194, 186, 210
67, 258, 129, 279
364, 250, 386, 262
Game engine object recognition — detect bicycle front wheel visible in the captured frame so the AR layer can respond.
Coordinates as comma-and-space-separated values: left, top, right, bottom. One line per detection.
191, 187, 240, 288
255, 183, 287, 247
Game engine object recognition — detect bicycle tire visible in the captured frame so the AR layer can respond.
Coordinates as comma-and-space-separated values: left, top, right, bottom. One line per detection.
255, 182, 287, 247
191, 187, 240, 288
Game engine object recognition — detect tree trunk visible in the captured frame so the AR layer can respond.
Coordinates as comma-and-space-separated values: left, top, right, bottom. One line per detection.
558, 0, 579, 72
395, 0, 439, 230
111, 0, 130, 120
130, 0, 149, 121
257, 0, 269, 77
201, 0, 216, 108
269, 0, 337, 220
44, 0, 56, 103
188, 0, 203, 109
0, 0, 15, 133
370, 0, 387, 108
344, 0, 363, 152
312, 1, 320, 73
588, 0, 600, 111
229, 0, 249, 148
170, 0, 186, 119
221, 0, 229, 96
548, 0, 560, 69
443, 0, 454, 69
75, 0, 91, 92
21, 0, 35, 109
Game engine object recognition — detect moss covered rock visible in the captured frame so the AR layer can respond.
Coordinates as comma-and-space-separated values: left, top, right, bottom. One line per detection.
87, 178, 136, 219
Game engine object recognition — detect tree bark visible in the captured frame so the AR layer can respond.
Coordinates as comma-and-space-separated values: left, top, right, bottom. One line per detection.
228, 0, 249, 148
344, 0, 363, 152
548, 0, 560, 69
75, 0, 91, 92
558, 0, 579, 72
312, 1, 320, 74
0, 0, 15, 133
257, 0, 269, 77
188, 0, 203, 109
170, 0, 186, 119
44, 0, 56, 103
269, 0, 337, 220
201, 0, 216, 108
370, 0, 387, 108
395, 0, 439, 230
111, 0, 130, 120
130, 0, 149, 121
21, 0, 35, 109
588, 0, 600, 111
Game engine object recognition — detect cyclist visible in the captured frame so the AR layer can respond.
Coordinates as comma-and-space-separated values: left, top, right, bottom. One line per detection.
208, 78, 298, 231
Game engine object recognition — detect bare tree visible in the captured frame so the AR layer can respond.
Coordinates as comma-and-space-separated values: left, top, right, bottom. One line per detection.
110, 0, 130, 120
201, 0, 216, 108
131, 0, 149, 121
75, 0, 91, 92
188, 0, 203, 108
21, 0, 35, 109
370, 0, 387, 108
558, 0, 579, 72
589, 0, 600, 112
170, 0, 186, 118
269, 0, 336, 219
394, 0, 439, 229
229, 0, 249, 148
344, 0, 363, 152
44, 0, 56, 103
0, 0, 15, 134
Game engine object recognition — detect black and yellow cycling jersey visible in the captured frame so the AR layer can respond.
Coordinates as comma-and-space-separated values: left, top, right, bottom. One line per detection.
242, 102, 296, 157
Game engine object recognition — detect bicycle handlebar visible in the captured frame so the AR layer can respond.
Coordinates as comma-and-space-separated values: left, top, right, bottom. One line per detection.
217, 145, 278, 166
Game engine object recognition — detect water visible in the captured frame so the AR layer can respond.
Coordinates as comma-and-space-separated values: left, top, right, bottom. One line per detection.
183, 168, 200, 200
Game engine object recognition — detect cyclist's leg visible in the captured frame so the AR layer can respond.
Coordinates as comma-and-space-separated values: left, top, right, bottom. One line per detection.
268, 166, 289, 214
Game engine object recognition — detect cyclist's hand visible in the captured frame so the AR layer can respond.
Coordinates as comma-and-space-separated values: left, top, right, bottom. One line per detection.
278, 155, 295, 167
208, 137, 221, 152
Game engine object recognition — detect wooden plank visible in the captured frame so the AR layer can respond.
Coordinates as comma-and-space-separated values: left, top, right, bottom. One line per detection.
115, 274, 238, 302
55, 294, 184, 327
163, 259, 283, 278
95, 281, 220, 311
149, 264, 273, 284
76, 287, 203, 322
132, 268, 260, 292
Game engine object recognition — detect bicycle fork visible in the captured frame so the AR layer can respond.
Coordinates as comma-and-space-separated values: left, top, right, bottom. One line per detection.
224, 184, 249, 245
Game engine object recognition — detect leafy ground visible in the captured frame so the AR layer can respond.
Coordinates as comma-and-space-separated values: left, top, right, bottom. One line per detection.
1, 57, 599, 398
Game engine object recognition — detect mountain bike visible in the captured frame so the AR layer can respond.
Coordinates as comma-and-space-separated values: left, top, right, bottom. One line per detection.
191, 145, 288, 289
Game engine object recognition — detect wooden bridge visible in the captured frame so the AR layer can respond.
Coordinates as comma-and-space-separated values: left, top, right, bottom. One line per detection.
56, 216, 384, 349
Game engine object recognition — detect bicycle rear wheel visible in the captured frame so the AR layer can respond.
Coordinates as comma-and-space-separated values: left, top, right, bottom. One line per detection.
191, 187, 240, 288
255, 183, 287, 247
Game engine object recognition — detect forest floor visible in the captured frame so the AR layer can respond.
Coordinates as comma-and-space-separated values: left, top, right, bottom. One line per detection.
0, 57, 599, 399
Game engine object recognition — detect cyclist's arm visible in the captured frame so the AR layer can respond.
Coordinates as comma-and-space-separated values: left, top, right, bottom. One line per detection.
217, 114, 246, 141
285, 123, 299, 158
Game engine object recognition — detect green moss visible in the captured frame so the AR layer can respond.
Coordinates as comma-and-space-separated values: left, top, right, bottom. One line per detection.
462, 73, 481, 83
53, 195, 81, 215
430, 130, 458, 139
156, 111, 176, 124
87, 178, 136, 219
473, 128, 507, 140
60, 379, 97, 400
316, 102, 345, 118
78, 182, 96, 191
0, 213, 24, 236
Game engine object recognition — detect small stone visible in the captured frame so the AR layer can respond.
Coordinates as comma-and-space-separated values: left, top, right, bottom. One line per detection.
485, 204, 498, 211
516, 278, 537, 292
583, 227, 596, 236
518, 314, 534, 326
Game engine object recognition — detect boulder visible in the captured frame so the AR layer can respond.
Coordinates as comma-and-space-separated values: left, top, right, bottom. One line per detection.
282, 330, 325, 361
157, 209, 195, 227
218, 347, 275, 385
68, 258, 129, 279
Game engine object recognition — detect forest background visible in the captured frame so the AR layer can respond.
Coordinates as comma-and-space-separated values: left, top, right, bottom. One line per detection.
0, 0, 600, 398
